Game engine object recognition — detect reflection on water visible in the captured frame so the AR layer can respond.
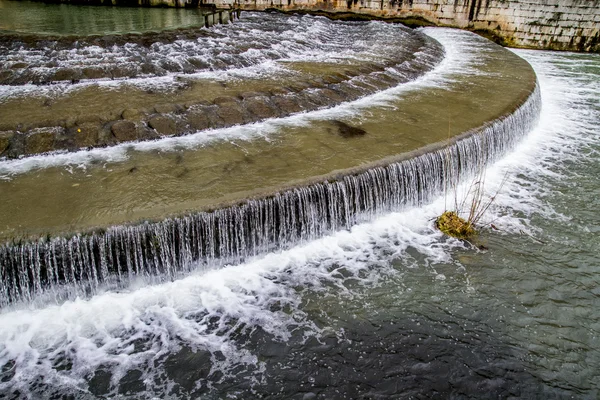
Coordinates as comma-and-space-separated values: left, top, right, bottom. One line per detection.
0, 0, 215, 35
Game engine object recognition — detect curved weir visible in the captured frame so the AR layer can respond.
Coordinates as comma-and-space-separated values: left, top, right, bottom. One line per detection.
0, 86, 540, 306
0, 25, 540, 306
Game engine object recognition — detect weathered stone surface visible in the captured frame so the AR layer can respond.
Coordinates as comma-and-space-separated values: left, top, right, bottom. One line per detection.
82, 67, 106, 80
216, 104, 246, 126
10, 62, 28, 70
148, 116, 177, 136
51, 68, 80, 82
213, 96, 238, 106
319, 88, 345, 103
121, 109, 144, 121
240, 91, 265, 99
76, 114, 103, 125
136, 125, 160, 141
111, 120, 138, 141
24, 129, 56, 154
272, 96, 304, 115
0, 132, 13, 155
153, 103, 179, 114
185, 111, 210, 131
244, 98, 279, 119
72, 124, 99, 148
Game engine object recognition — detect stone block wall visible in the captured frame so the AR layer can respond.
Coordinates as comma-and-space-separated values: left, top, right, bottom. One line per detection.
207, 0, 600, 51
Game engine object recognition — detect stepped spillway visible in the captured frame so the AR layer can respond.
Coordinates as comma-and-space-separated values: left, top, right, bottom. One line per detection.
0, 18, 539, 307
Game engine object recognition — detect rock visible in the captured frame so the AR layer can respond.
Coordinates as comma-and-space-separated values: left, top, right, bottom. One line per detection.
304, 90, 331, 107
153, 103, 179, 114
185, 111, 210, 131
81, 67, 105, 80
269, 86, 293, 95
148, 116, 177, 136
72, 124, 99, 148
213, 96, 238, 106
287, 81, 312, 92
24, 129, 56, 154
239, 91, 265, 99
118, 369, 145, 395
10, 62, 28, 70
52, 128, 75, 151
111, 120, 138, 141
332, 83, 363, 99
302, 393, 317, 400
184, 100, 212, 109
63, 118, 77, 129
51, 68, 79, 82
76, 114, 103, 125
110, 65, 137, 79
0, 132, 13, 155
216, 104, 246, 126
163, 347, 212, 391
319, 88, 345, 103
135, 125, 160, 141
121, 108, 144, 121
331, 120, 367, 138
245, 98, 279, 119
272, 96, 304, 115
88, 368, 112, 397
187, 57, 209, 69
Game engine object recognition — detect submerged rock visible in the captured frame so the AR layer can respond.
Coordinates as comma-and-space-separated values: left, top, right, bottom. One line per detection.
111, 120, 137, 141
331, 120, 367, 138
24, 129, 56, 154
0, 132, 13, 155
148, 115, 177, 136
72, 124, 100, 149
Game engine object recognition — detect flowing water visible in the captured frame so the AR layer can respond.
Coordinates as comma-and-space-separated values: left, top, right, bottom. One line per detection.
0, 10, 599, 400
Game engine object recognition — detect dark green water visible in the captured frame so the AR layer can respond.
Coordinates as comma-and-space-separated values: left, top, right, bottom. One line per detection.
0, 0, 213, 35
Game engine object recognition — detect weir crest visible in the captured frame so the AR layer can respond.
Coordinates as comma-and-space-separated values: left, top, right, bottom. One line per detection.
0, 84, 541, 307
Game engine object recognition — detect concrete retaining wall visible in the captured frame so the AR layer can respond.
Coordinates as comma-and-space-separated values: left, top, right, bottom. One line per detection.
211, 0, 600, 51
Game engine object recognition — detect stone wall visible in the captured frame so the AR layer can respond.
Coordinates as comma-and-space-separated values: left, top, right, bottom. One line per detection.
207, 0, 600, 51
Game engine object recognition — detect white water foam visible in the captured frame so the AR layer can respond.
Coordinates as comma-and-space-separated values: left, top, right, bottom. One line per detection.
0, 28, 489, 178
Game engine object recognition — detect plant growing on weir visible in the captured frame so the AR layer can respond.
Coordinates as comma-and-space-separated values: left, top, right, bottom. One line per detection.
436, 168, 507, 240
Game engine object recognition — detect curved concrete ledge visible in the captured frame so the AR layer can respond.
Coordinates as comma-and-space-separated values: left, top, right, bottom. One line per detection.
0, 31, 540, 304
0, 31, 536, 240
0, 80, 541, 306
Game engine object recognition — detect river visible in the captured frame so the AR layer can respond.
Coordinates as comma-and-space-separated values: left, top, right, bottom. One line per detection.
0, 8, 598, 400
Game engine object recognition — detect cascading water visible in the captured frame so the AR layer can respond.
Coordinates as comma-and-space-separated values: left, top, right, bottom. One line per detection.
0, 84, 541, 307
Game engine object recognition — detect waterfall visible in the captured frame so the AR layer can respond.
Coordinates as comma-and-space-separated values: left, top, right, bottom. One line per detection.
0, 85, 541, 307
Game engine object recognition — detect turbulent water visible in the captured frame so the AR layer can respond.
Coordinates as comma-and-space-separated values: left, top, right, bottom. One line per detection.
0, 13, 599, 400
